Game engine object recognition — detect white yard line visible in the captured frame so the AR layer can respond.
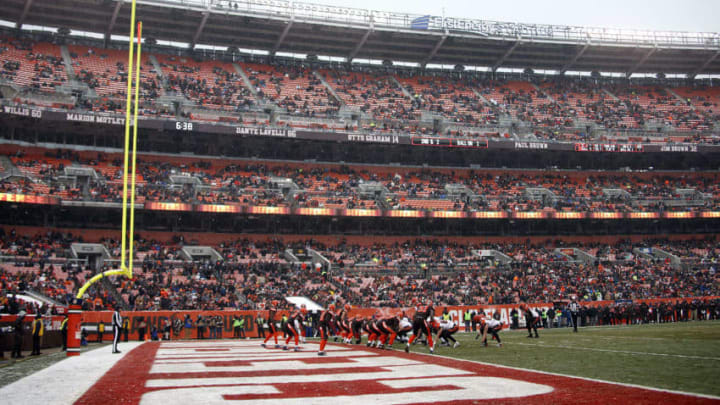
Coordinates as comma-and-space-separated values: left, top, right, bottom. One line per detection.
511, 341, 720, 361
0, 342, 144, 404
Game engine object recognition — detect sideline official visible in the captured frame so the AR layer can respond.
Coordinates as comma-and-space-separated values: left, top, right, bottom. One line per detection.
570, 297, 580, 332
112, 305, 122, 353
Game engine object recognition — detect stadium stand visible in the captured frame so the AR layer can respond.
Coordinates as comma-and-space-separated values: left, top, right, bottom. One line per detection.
0, 34, 718, 143
2, 146, 719, 213
0, 36, 67, 93
1, 228, 719, 311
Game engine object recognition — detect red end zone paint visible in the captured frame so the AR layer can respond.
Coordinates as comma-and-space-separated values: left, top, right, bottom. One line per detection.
74, 341, 719, 405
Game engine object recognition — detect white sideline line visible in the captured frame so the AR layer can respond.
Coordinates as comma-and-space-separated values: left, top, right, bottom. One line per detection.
0, 342, 145, 404
512, 342, 720, 361
424, 351, 720, 400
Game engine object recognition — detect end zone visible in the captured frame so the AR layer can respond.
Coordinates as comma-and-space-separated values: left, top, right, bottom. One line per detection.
2, 340, 718, 404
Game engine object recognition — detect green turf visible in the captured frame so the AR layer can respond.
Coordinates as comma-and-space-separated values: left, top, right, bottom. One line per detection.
413, 321, 720, 397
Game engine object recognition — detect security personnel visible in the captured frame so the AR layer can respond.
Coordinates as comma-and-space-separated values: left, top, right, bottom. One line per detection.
569, 297, 580, 332
464, 310, 472, 332
112, 305, 122, 353
281, 314, 288, 338
60, 314, 68, 351
442, 308, 451, 322
233, 316, 242, 338
97, 321, 105, 343
122, 317, 130, 342
238, 316, 246, 338
541, 309, 548, 329
256, 314, 265, 339
510, 308, 519, 329
31, 313, 44, 355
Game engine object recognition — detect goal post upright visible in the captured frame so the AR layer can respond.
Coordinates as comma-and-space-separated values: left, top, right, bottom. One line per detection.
120, 0, 138, 278
127, 20, 142, 280
68, 0, 141, 356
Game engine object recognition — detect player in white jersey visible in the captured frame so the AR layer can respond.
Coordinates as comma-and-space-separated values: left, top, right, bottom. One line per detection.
397, 316, 412, 343
436, 317, 460, 348
480, 312, 504, 347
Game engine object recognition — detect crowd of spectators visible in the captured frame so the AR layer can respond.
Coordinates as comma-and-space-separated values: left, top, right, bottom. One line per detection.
1, 228, 718, 313
0, 36, 67, 92
3, 148, 720, 213
1, 36, 719, 139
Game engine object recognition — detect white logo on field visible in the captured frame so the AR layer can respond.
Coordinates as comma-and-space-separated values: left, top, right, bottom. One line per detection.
141, 342, 553, 404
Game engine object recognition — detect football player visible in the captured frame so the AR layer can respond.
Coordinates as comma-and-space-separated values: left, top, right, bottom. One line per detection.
437, 317, 460, 348
396, 313, 412, 343
520, 303, 540, 338
282, 305, 306, 351
405, 300, 435, 354
480, 312, 504, 347
317, 304, 335, 356
261, 300, 281, 348
375, 315, 399, 349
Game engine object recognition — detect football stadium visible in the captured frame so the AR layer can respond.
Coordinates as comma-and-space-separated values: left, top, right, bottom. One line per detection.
0, 0, 719, 403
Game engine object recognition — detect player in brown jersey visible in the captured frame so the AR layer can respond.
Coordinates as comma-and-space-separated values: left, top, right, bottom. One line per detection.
317, 304, 335, 356
375, 315, 399, 349
261, 300, 281, 348
334, 304, 352, 344
405, 301, 435, 354
283, 305, 306, 351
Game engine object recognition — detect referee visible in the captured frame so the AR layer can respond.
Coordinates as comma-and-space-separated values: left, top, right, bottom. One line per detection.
112, 305, 122, 353
569, 297, 580, 333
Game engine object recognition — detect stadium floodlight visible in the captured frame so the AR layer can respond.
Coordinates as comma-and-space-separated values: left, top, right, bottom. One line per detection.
75, 0, 142, 300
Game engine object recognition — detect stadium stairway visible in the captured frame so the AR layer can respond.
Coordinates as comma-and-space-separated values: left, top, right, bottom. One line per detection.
59, 45, 76, 79
148, 54, 168, 89
312, 71, 345, 107
531, 82, 555, 103
22, 288, 66, 310
602, 88, 620, 101
0, 156, 13, 178
232, 63, 261, 101
666, 87, 695, 110
390, 76, 414, 99
471, 88, 493, 107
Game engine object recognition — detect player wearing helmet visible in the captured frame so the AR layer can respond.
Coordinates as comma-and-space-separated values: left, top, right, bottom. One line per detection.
261, 300, 281, 348
405, 301, 435, 354
362, 316, 375, 347
479, 312, 504, 347
317, 304, 335, 356
436, 317, 460, 348
520, 303, 540, 338
335, 304, 352, 344
375, 315, 399, 349
297, 304, 308, 344
396, 313, 412, 343
365, 314, 384, 347
351, 315, 364, 344
282, 305, 304, 351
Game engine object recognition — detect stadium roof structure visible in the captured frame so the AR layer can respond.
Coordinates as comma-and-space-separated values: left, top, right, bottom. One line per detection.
1, 0, 720, 76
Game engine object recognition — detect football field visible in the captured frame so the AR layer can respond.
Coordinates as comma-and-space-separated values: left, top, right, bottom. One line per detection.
428, 321, 720, 397
0, 321, 718, 404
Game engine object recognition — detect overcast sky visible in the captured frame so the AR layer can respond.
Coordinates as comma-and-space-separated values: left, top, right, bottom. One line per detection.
316, 0, 720, 33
